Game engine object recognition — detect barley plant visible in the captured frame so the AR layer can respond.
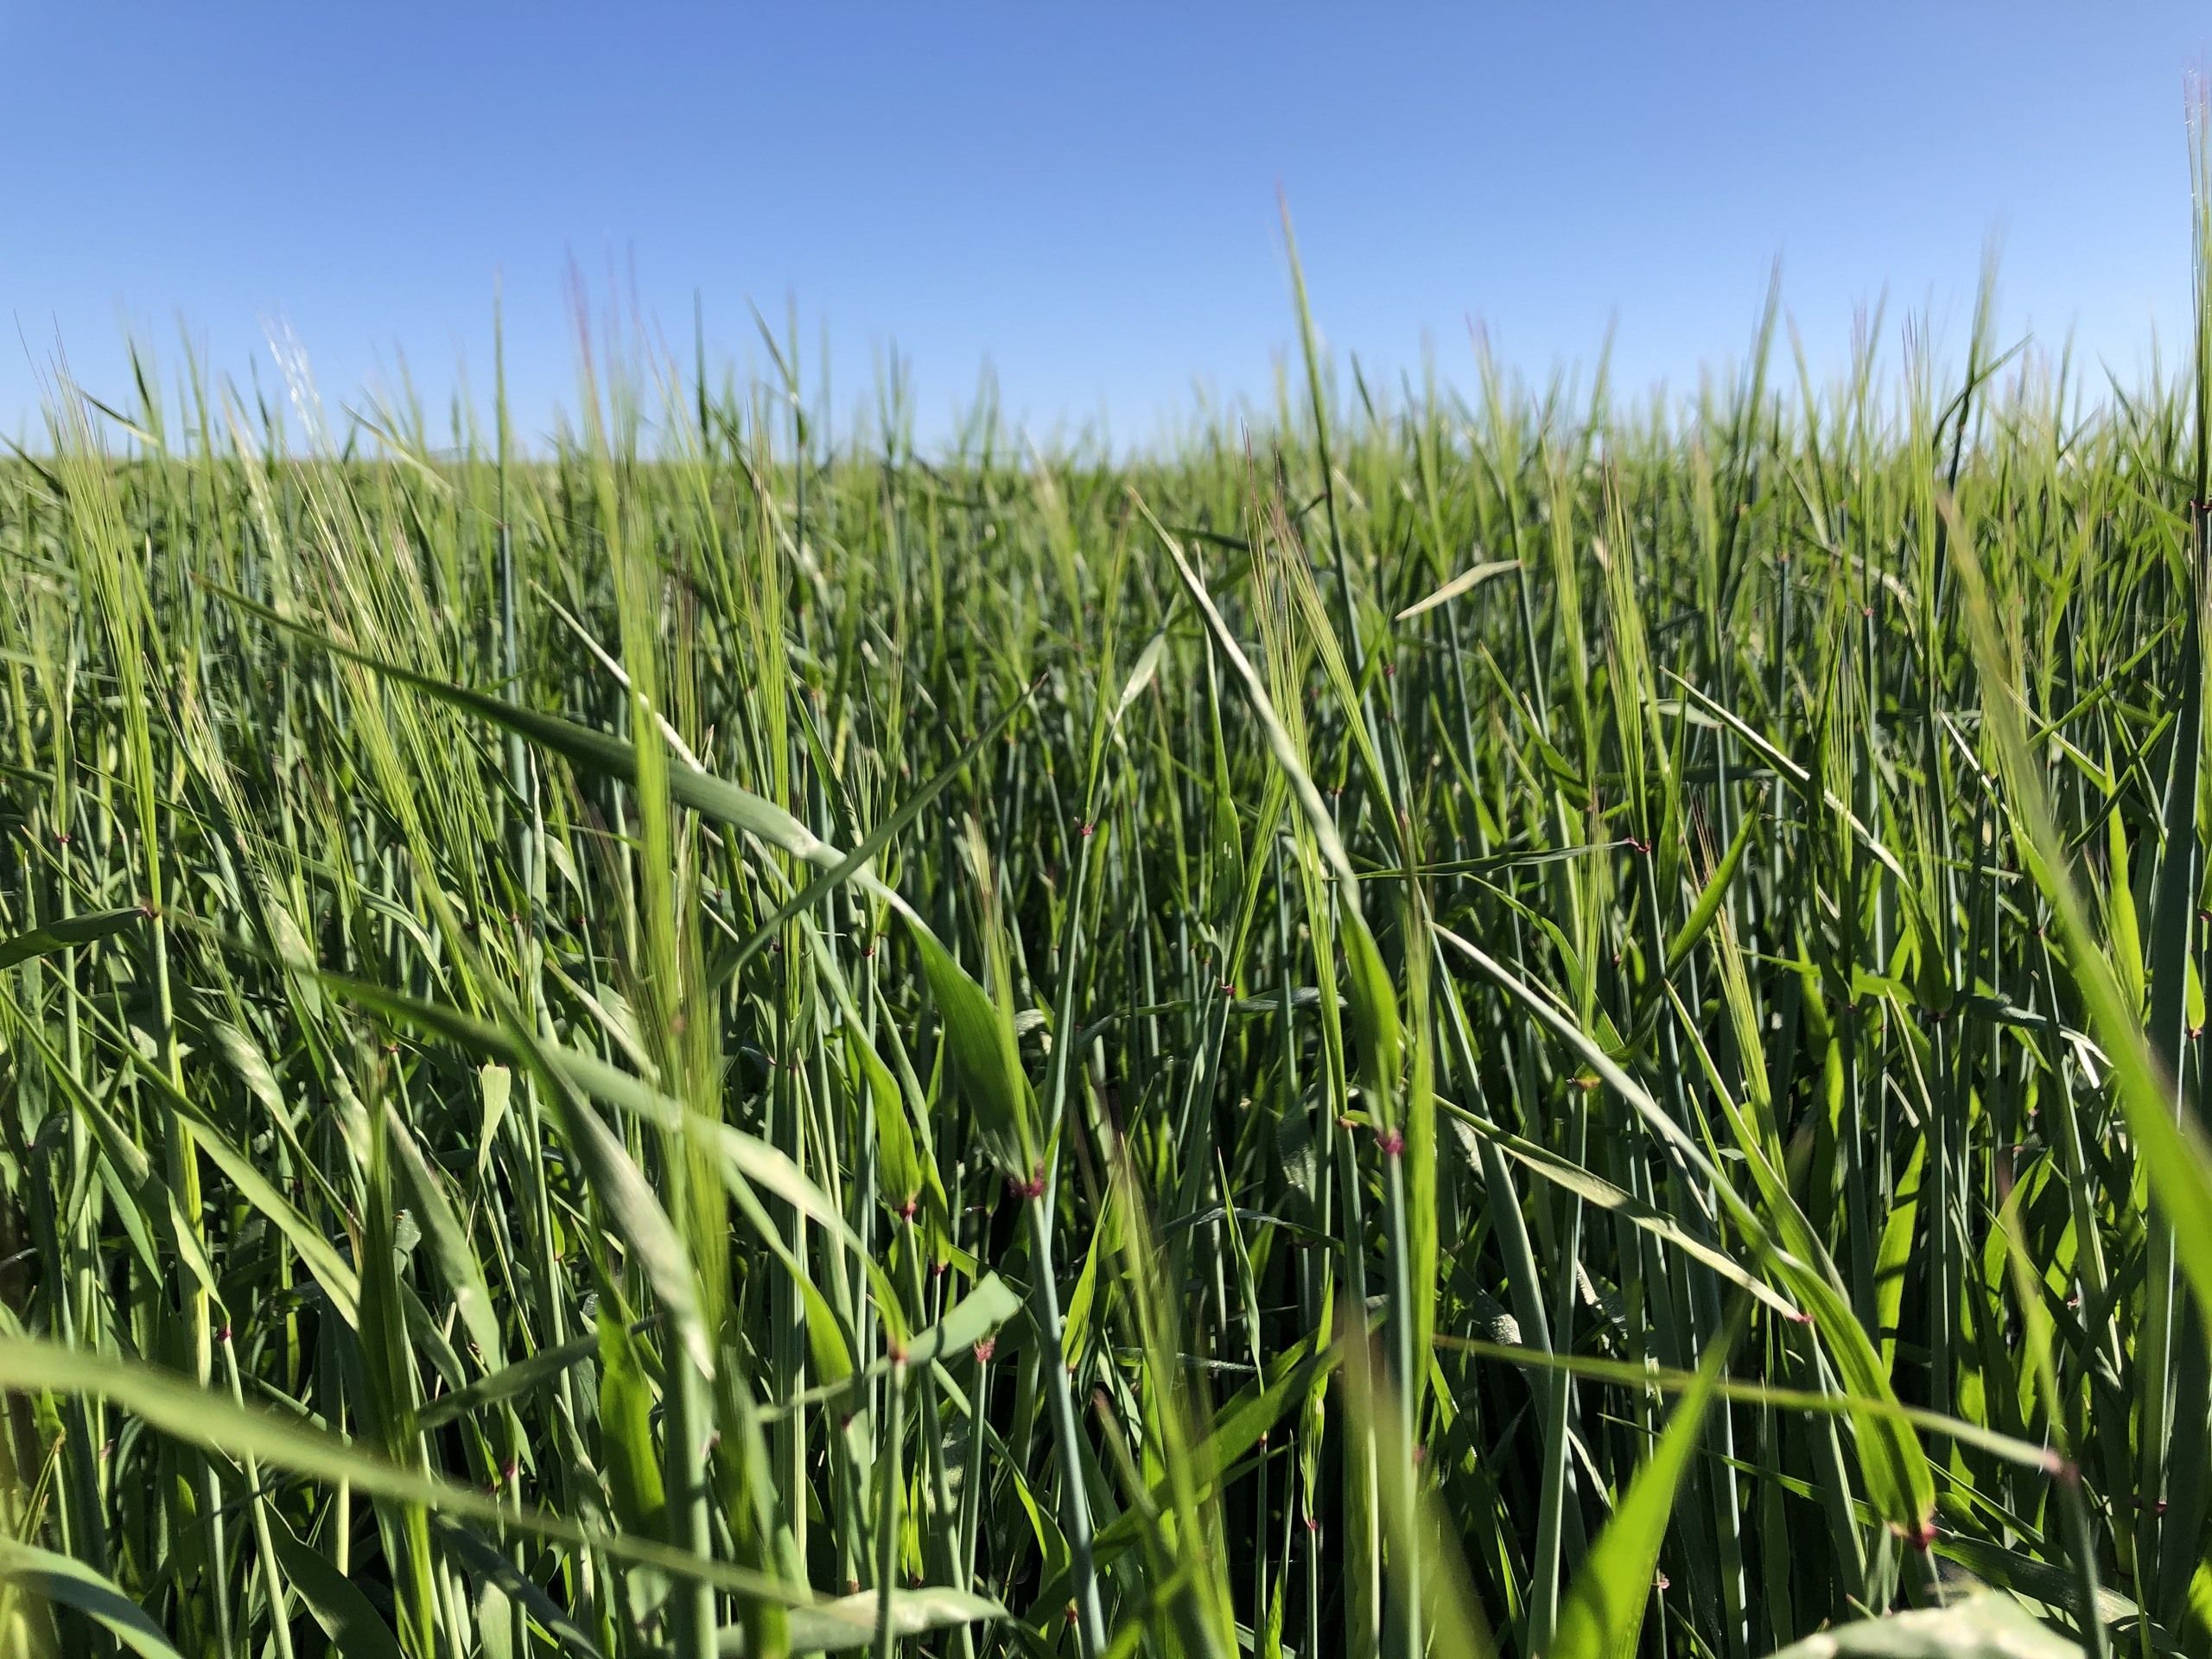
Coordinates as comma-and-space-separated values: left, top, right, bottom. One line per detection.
7, 162, 2212, 1659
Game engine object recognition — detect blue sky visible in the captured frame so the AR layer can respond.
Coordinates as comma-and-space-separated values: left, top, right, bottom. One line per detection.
3, 3, 2209, 449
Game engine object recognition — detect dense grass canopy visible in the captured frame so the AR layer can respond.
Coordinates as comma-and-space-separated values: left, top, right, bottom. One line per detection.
6, 245, 2212, 1659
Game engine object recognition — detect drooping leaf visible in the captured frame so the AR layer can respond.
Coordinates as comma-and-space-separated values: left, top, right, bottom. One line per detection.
0, 1536, 185, 1659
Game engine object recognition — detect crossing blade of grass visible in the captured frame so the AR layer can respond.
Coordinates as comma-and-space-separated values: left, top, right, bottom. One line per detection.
0, 1536, 187, 1659
1433, 1334, 2061, 1472
1445, 1111, 1802, 1322
713, 677, 1039, 988
0, 1334, 830, 1603
432, 1519, 610, 1659
265, 1512, 406, 1659
316, 972, 875, 1258
415, 1331, 603, 1431
0, 907, 142, 971
761, 1274, 1021, 1421
1665, 793, 1763, 975
1550, 1321, 1737, 1659
207, 583, 850, 871
907, 910, 1039, 1182
1395, 558, 1521, 624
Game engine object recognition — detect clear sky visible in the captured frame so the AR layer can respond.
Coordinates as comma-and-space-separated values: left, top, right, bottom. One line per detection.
4, 3, 2209, 449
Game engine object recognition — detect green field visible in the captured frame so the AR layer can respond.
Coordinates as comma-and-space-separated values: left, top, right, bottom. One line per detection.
6, 218, 2212, 1659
